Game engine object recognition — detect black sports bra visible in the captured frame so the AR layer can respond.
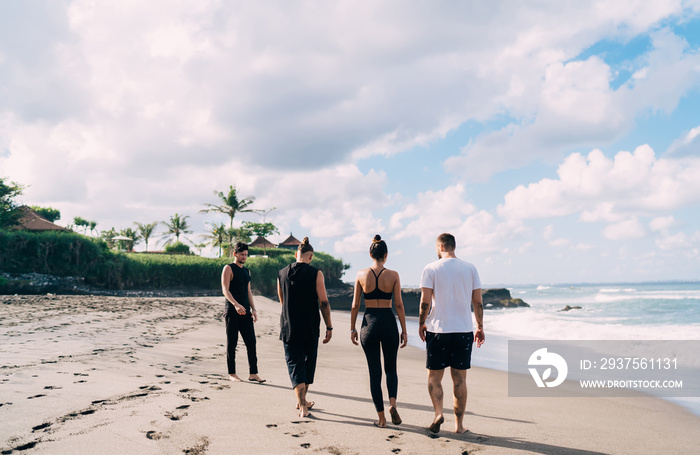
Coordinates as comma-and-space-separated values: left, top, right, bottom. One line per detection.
363, 268, 393, 300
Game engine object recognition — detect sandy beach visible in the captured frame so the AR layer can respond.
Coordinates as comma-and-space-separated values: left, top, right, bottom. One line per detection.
1, 294, 699, 455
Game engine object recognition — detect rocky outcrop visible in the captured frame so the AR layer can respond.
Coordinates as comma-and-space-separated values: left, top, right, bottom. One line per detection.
481, 288, 530, 309
558, 305, 582, 312
0, 272, 220, 297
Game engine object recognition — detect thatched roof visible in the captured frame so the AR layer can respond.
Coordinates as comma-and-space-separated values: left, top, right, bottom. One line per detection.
14, 206, 67, 231
279, 234, 302, 247
249, 236, 276, 249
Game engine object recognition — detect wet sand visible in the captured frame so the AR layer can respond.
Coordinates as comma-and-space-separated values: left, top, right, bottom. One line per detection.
1, 294, 699, 454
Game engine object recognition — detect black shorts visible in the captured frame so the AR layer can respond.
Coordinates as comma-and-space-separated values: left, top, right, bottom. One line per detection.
425, 331, 474, 370
283, 338, 319, 388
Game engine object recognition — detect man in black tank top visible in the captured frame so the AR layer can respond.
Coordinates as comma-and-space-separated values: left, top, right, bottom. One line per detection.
277, 237, 333, 418
221, 242, 265, 383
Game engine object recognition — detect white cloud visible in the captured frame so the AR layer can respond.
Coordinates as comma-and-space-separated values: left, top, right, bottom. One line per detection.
655, 231, 691, 250
390, 184, 477, 244
602, 218, 646, 240
650, 215, 675, 231
390, 184, 527, 255
543, 224, 554, 240
446, 27, 700, 180
498, 145, 700, 225
667, 125, 700, 157
2, 1, 700, 283
549, 238, 571, 247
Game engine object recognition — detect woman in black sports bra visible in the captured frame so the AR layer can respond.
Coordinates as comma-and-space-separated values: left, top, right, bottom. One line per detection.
350, 235, 408, 428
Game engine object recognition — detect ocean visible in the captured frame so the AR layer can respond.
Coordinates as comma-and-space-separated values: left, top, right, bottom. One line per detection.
405, 281, 700, 415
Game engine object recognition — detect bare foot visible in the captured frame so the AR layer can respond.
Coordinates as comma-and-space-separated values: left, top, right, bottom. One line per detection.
373, 420, 387, 428
248, 374, 266, 383
298, 404, 310, 418
455, 425, 469, 434
428, 415, 444, 433
295, 401, 314, 410
389, 406, 402, 425
229, 374, 243, 382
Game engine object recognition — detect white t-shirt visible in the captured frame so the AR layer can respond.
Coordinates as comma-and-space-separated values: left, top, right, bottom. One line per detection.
419, 257, 482, 334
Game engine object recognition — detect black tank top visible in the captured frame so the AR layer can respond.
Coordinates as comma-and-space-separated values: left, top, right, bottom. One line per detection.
278, 262, 321, 343
225, 263, 250, 314
363, 268, 393, 300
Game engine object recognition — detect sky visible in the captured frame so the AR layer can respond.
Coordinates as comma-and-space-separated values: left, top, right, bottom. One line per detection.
2, 0, 700, 287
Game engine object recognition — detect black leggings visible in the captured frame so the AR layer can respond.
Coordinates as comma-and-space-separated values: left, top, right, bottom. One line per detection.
225, 312, 258, 375
360, 307, 399, 412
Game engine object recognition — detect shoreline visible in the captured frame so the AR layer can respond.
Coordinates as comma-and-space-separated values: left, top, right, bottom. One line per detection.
2, 294, 699, 454
339, 308, 700, 418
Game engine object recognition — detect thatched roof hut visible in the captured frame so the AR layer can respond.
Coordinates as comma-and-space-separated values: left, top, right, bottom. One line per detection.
14, 206, 67, 232
278, 234, 302, 250
249, 236, 276, 249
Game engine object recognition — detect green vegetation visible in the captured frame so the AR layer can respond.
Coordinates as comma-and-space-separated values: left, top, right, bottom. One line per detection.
134, 221, 158, 252
0, 230, 348, 296
203, 222, 227, 257
73, 216, 98, 236
0, 177, 24, 229
160, 213, 192, 246
1, 178, 350, 295
200, 185, 258, 228
30, 206, 61, 222
164, 241, 192, 255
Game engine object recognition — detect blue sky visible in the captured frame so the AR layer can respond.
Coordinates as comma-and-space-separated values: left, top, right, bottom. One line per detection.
1, 1, 700, 287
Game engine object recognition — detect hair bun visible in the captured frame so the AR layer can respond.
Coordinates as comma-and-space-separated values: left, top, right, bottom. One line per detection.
302, 237, 310, 244
373, 235, 382, 243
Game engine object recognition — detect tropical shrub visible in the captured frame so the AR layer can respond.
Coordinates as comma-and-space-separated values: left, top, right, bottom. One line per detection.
0, 230, 349, 295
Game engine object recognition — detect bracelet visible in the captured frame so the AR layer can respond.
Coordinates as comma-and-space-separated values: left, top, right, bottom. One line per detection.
350, 329, 356, 333
327, 326, 333, 331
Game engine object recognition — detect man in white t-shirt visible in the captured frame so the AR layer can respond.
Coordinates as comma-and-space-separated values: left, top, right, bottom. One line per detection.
418, 233, 485, 434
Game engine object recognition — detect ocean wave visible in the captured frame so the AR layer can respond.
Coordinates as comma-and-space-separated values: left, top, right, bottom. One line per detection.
599, 288, 637, 293
593, 290, 700, 303
485, 310, 700, 341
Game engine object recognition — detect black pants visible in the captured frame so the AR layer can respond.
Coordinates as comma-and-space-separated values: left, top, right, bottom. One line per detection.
225, 312, 258, 375
360, 308, 399, 412
283, 337, 319, 388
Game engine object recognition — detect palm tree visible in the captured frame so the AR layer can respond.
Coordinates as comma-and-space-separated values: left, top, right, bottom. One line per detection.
200, 185, 258, 228
160, 213, 192, 246
134, 221, 158, 252
202, 222, 227, 257
88, 220, 98, 237
228, 227, 252, 243
120, 227, 140, 252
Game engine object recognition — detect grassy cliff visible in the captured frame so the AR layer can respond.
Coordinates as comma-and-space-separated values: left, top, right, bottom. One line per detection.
0, 230, 348, 296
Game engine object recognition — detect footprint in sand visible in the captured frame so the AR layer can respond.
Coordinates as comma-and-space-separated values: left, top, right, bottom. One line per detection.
32, 422, 51, 432
7, 441, 38, 451
391, 449, 401, 454
266, 424, 277, 428
165, 411, 187, 421
300, 443, 311, 448
146, 430, 164, 440
28, 394, 46, 399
